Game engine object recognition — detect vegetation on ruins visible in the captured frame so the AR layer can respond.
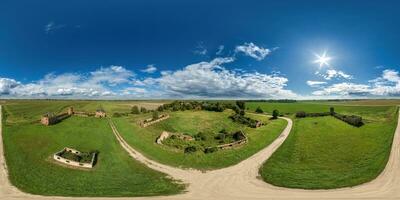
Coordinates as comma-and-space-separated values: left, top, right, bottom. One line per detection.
162, 128, 247, 154
113, 109, 286, 169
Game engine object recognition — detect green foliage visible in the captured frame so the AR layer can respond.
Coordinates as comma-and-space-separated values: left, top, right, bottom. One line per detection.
230, 114, 260, 128
204, 146, 218, 154
140, 107, 147, 113
236, 101, 246, 110
131, 106, 140, 114
272, 109, 279, 119
152, 111, 159, 120
161, 100, 235, 112
255, 106, 264, 113
194, 132, 207, 141
184, 146, 197, 154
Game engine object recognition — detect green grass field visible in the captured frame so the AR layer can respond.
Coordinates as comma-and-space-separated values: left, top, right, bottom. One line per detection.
113, 110, 287, 170
258, 103, 398, 189
2, 103, 184, 196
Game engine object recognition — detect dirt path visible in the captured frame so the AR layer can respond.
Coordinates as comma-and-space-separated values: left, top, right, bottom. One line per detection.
1, 105, 400, 199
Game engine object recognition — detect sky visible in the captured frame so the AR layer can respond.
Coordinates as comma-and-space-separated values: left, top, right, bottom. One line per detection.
1, 0, 400, 99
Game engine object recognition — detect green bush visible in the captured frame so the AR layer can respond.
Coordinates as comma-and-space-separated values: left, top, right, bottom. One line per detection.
272, 109, 279, 119
255, 106, 264, 113
204, 146, 218, 154
131, 106, 140, 114
152, 111, 159, 120
184, 146, 197, 154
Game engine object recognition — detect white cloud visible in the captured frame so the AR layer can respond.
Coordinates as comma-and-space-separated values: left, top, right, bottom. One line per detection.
235, 42, 273, 61
121, 87, 147, 95
318, 69, 353, 80
45, 21, 66, 34
306, 80, 327, 87
312, 69, 400, 97
0, 78, 21, 94
0, 66, 136, 98
155, 57, 296, 98
89, 65, 135, 86
312, 83, 371, 96
141, 64, 157, 73
216, 45, 224, 55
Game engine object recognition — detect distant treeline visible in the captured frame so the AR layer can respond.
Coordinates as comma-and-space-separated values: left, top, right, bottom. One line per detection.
245, 99, 297, 103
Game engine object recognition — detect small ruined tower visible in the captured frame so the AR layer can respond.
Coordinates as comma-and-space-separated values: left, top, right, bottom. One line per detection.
68, 107, 74, 115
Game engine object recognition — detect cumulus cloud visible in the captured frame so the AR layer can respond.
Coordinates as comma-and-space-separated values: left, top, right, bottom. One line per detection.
312, 69, 400, 97
306, 80, 327, 87
154, 57, 296, 98
89, 65, 135, 86
235, 42, 273, 61
318, 69, 353, 80
0, 66, 136, 98
312, 83, 371, 96
141, 64, 157, 73
0, 57, 297, 99
0, 78, 21, 94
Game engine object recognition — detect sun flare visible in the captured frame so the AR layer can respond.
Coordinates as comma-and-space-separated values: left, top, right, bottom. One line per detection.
314, 52, 332, 67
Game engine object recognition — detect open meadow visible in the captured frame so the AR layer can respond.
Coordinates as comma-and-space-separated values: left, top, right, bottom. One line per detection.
251, 101, 399, 189
2, 100, 183, 196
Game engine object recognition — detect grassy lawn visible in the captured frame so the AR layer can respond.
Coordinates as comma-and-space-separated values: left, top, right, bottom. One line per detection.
2, 104, 184, 196
113, 110, 287, 170
259, 104, 398, 189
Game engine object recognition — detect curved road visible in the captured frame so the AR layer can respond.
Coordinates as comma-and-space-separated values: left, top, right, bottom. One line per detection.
1, 105, 400, 199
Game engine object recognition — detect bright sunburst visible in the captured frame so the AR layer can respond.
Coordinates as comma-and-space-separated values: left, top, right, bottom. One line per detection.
314, 51, 332, 67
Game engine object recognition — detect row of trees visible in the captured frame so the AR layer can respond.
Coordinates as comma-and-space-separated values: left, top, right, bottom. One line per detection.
131, 106, 149, 114
295, 107, 363, 127
158, 100, 239, 112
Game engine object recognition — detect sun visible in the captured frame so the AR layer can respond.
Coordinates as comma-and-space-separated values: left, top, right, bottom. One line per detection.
314, 51, 332, 67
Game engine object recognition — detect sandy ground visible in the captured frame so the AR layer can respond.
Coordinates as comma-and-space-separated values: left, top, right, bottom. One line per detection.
1, 105, 400, 199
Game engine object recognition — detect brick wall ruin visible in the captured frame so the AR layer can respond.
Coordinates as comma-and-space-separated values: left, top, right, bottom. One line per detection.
41, 107, 106, 126
53, 147, 96, 169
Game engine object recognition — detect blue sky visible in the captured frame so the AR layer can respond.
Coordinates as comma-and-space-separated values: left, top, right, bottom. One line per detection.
1, 0, 400, 99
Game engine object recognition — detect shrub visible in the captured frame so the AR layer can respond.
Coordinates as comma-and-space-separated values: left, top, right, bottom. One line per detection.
230, 114, 260, 128
236, 101, 246, 110
330, 107, 335, 115
152, 111, 159, 120
255, 106, 264, 113
232, 131, 245, 141
157, 106, 164, 112
184, 146, 197, 154
272, 109, 279, 119
140, 107, 147, 113
113, 113, 122, 117
194, 132, 207, 141
296, 111, 306, 118
204, 147, 218, 154
131, 106, 140, 114
214, 133, 225, 140
306, 112, 331, 117
333, 113, 363, 127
